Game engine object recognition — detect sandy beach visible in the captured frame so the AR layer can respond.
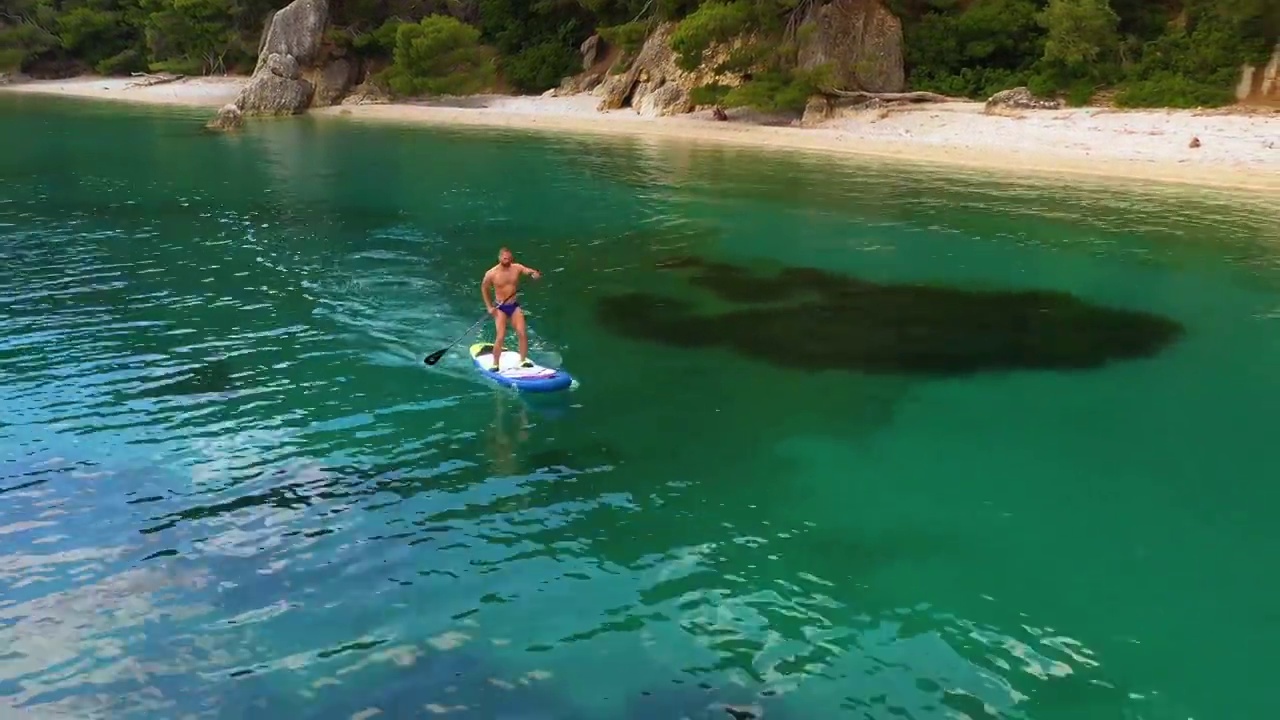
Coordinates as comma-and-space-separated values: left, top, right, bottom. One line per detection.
0, 75, 245, 107
4, 74, 1279, 192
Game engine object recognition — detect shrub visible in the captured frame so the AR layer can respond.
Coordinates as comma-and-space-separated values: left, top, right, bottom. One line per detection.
379, 15, 496, 97
0, 22, 60, 72
668, 0, 752, 71
501, 40, 579, 93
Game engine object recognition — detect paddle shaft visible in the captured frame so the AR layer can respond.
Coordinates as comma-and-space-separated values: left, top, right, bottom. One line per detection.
424, 291, 517, 365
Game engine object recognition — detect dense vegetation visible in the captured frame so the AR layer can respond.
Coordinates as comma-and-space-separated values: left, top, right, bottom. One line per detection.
1, 0, 1276, 110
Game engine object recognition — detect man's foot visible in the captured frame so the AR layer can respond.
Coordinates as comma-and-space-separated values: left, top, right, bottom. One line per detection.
490, 365, 500, 372
520, 359, 534, 368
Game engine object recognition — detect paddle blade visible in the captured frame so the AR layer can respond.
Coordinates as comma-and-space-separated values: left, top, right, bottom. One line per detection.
423, 348, 447, 366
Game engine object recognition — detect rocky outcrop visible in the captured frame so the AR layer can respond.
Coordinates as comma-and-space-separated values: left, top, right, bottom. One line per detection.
802, 95, 835, 125
205, 103, 244, 132
1237, 41, 1280, 104
584, 0, 906, 115
984, 86, 1062, 112
305, 56, 355, 107
594, 22, 742, 116
340, 80, 391, 106
549, 34, 616, 96
233, 0, 329, 115
635, 83, 692, 117
797, 0, 905, 93
236, 53, 315, 114
800, 89, 953, 125
555, 70, 606, 96
581, 34, 603, 70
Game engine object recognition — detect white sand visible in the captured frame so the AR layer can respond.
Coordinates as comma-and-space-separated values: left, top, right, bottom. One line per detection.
0, 75, 244, 106
5, 75, 1279, 192
318, 94, 1280, 192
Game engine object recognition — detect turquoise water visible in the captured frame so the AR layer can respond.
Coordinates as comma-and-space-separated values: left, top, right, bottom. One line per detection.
2, 93, 1278, 720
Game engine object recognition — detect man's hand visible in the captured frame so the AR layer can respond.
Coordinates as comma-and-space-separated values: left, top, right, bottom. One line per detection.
531, 270, 541, 279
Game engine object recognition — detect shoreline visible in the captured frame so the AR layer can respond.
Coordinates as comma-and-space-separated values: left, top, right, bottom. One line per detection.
4, 75, 1279, 194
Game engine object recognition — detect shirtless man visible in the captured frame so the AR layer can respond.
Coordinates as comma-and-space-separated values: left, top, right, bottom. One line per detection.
480, 247, 541, 371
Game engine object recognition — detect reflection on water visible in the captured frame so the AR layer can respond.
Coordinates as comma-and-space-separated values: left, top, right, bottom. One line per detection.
2, 97, 1279, 720
486, 391, 530, 478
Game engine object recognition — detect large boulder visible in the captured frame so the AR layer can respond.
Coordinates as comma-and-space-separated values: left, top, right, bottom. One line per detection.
801, 94, 835, 126
253, 0, 328, 74
205, 103, 244, 132
984, 86, 1062, 112
236, 54, 315, 114
340, 80, 391, 106
306, 57, 356, 107
797, 0, 905, 93
547, 34, 611, 97
635, 82, 692, 117
233, 0, 329, 115
581, 34, 603, 70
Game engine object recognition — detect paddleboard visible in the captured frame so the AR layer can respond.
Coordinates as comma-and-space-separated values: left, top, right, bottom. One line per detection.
469, 343, 573, 393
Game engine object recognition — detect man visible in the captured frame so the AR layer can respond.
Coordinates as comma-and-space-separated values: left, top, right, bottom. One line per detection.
480, 247, 541, 371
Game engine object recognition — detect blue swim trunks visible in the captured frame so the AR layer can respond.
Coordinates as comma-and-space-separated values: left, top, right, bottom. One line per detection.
495, 300, 520, 317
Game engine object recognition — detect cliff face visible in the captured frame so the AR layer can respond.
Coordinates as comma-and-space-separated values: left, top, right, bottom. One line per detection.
797, 0, 906, 93
593, 22, 748, 117
580, 0, 906, 115
1237, 41, 1280, 105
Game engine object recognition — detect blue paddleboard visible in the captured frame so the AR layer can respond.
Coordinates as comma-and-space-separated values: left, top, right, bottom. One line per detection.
469, 343, 573, 392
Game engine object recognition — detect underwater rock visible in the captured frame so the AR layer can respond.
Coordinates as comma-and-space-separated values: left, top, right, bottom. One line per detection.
205, 103, 244, 132
722, 703, 762, 719
596, 256, 1184, 376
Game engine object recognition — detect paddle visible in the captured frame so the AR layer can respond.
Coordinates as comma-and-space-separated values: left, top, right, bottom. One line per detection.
423, 292, 516, 366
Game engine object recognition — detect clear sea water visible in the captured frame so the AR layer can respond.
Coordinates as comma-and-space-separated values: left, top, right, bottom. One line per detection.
1, 93, 1278, 720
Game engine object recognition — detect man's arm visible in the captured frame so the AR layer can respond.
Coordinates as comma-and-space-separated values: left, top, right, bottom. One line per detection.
516, 263, 541, 279
480, 271, 494, 311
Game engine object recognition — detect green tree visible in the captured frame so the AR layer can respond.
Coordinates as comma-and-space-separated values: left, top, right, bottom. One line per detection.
904, 0, 1046, 98
668, 0, 752, 71
142, 0, 238, 74
56, 4, 140, 70
1038, 0, 1120, 72
379, 14, 497, 96
0, 0, 61, 71
1, 0, 1273, 108
1027, 0, 1121, 103
1114, 0, 1276, 107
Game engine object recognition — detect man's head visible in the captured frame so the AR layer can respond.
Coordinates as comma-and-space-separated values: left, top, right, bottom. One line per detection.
498, 247, 512, 267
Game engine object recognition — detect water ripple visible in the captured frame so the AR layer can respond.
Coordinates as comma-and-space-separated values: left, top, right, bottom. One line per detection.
2, 102, 1278, 720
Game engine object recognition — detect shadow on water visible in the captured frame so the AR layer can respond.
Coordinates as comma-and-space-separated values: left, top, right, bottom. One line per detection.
597, 254, 1185, 376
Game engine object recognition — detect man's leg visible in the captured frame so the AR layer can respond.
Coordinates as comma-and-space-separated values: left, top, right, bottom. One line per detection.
513, 308, 531, 367
491, 311, 508, 371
